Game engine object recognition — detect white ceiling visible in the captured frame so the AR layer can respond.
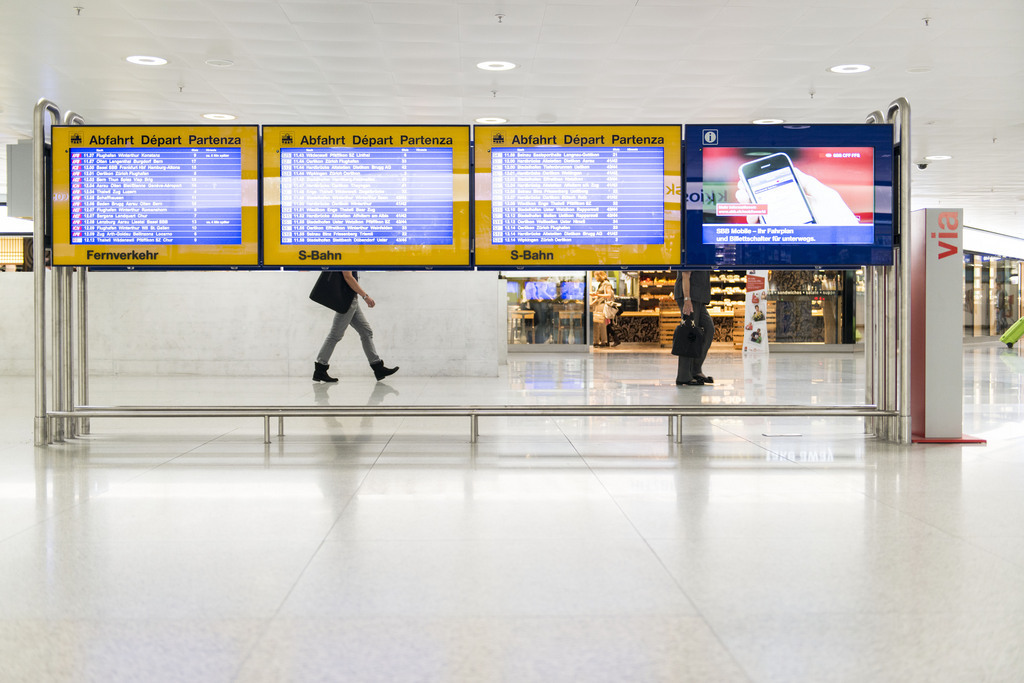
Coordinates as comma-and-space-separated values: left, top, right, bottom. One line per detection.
2, 0, 1022, 239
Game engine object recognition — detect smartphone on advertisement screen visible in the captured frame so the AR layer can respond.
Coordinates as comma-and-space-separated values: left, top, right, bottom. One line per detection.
738, 153, 815, 225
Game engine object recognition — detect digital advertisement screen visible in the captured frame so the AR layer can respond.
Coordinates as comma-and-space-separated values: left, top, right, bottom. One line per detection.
474, 125, 682, 268
50, 125, 259, 267
684, 124, 894, 268
561, 281, 585, 300
263, 125, 471, 268
524, 280, 556, 300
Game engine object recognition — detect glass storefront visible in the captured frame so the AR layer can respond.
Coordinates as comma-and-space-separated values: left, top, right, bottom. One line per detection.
503, 269, 862, 350
964, 253, 1022, 338
504, 272, 588, 347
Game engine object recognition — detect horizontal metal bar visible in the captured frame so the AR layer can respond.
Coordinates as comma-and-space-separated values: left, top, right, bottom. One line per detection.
54, 404, 893, 419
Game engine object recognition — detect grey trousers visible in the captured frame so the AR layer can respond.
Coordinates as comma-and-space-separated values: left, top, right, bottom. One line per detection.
316, 302, 380, 366
676, 301, 714, 383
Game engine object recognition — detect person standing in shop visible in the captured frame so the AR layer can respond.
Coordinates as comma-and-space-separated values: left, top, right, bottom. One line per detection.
674, 269, 714, 386
313, 271, 399, 383
591, 270, 620, 348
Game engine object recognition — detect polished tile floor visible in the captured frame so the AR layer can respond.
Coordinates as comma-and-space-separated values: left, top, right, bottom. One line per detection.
2, 344, 1023, 682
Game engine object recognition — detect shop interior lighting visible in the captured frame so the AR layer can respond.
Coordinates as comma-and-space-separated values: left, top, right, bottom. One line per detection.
126, 55, 167, 66
476, 61, 516, 71
828, 64, 871, 74
924, 155, 952, 161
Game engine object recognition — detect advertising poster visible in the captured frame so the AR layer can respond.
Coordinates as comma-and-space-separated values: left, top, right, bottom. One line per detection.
743, 270, 769, 354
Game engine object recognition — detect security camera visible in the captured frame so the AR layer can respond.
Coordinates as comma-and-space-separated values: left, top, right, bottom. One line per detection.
916, 162, 928, 170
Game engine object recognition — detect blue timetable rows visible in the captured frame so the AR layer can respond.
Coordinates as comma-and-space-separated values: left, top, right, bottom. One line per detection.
280, 148, 454, 245
69, 148, 243, 245
490, 147, 665, 245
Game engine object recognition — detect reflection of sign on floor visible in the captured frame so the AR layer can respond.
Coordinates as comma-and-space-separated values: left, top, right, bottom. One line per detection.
743, 349, 768, 403
744, 270, 769, 354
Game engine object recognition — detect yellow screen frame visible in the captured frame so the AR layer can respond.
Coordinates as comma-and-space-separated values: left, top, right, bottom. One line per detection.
262, 125, 471, 268
473, 124, 681, 268
51, 125, 260, 267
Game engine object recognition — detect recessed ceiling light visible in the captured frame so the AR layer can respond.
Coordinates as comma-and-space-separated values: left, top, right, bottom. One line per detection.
752, 118, 784, 125
205, 59, 235, 68
475, 117, 507, 124
476, 61, 516, 71
907, 66, 932, 74
828, 64, 871, 74
126, 55, 167, 66
202, 113, 236, 121
924, 155, 952, 161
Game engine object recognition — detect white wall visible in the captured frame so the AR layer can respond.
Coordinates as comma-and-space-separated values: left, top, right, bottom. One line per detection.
0, 270, 501, 377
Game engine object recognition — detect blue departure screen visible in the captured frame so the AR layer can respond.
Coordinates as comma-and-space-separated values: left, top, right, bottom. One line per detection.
280, 147, 454, 245
490, 146, 664, 246
69, 148, 242, 245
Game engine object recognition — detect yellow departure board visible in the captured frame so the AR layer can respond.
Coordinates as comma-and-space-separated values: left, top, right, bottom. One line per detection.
51, 125, 259, 267
473, 124, 682, 268
262, 125, 471, 268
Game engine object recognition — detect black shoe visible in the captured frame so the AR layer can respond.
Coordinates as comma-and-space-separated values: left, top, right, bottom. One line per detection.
313, 362, 338, 383
676, 378, 704, 386
371, 360, 399, 381
695, 374, 714, 384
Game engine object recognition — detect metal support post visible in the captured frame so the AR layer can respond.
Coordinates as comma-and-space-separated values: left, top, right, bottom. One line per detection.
76, 266, 90, 435
866, 101, 911, 443
60, 266, 75, 438
51, 265, 66, 443
64, 111, 89, 436
34, 99, 61, 446
470, 414, 478, 443
887, 98, 912, 444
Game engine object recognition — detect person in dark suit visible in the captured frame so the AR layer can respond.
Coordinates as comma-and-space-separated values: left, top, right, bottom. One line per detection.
674, 270, 714, 386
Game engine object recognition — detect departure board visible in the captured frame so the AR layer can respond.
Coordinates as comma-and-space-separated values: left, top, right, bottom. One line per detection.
280, 147, 452, 245
263, 126, 471, 268
474, 125, 682, 268
69, 148, 242, 246
51, 125, 259, 267
490, 146, 664, 245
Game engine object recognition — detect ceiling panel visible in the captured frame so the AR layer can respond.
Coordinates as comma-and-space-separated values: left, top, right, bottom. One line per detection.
0, 0, 1021, 238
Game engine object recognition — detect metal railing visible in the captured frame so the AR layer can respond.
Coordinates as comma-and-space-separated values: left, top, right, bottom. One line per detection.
49, 404, 894, 445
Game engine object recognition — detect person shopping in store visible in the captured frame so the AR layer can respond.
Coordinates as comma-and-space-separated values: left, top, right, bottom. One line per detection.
313, 271, 399, 383
674, 269, 714, 385
591, 270, 621, 348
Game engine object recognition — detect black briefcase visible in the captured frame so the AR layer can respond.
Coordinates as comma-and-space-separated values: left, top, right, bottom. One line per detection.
671, 315, 704, 357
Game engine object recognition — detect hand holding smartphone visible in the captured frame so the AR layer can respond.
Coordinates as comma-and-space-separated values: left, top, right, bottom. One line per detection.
738, 153, 815, 225
737, 154, 861, 226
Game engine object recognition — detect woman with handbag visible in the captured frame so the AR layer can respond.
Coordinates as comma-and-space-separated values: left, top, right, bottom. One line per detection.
590, 271, 620, 348
310, 271, 399, 383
